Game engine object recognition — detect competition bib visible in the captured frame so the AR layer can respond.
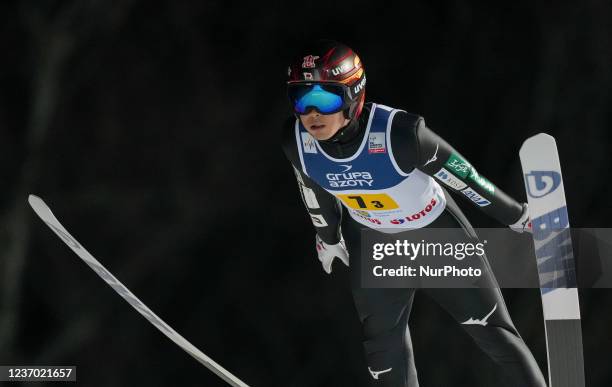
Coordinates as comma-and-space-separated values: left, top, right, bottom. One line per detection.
296, 103, 446, 231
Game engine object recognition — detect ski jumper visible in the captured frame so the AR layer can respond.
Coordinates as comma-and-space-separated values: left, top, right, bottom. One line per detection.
281, 102, 547, 387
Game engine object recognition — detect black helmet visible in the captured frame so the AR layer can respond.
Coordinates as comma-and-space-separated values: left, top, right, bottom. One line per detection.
287, 40, 366, 120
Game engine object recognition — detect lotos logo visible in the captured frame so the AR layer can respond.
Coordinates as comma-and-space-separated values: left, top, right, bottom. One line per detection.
302, 55, 319, 68
405, 198, 438, 221
525, 171, 561, 198
353, 76, 366, 94
390, 218, 406, 225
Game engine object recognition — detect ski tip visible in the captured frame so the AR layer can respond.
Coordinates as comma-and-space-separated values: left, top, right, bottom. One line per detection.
28, 194, 52, 221
519, 132, 557, 154
532, 132, 556, 142
28, 194, 43, 207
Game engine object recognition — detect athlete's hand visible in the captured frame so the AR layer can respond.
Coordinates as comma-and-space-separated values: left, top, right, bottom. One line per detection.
315, 234, 349, 274
509, 203, 532, 233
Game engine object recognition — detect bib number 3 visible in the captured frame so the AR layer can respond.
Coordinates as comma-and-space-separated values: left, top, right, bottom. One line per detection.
337, 194, 399, 210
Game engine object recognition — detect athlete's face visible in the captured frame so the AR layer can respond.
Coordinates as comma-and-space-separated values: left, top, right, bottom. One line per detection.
299, 110, 350, 141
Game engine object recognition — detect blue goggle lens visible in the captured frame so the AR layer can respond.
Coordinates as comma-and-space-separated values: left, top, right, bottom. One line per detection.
289, 84, 345, 114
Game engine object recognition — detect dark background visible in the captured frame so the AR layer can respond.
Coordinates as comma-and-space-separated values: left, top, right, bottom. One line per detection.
1, 1, 611, 386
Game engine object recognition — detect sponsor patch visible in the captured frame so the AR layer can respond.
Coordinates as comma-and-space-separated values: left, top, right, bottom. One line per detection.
309, 214, 328, 227
387, 198, 439, 224
404, 197, 439, 221
301, 132, 317, 154
461, 187, 491, 207
353, 75, 366, 94
302, 55, 319, 68
368, 133, 386, 154
445, 153, 471, 178
330, 62, 350, 76
434, 168, 467, 190
326, 169, 373, 187
468, 169, 495, 195
352, 209, 370, 217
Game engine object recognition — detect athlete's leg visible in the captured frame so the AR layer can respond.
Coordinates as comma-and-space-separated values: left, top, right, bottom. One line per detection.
424, 286, 546, 387
424, 192, 547, 387
343, 217, 419, 387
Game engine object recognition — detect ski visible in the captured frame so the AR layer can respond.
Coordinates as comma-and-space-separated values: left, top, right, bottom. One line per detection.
519, 134, 585, 387
28, 195, 250, 387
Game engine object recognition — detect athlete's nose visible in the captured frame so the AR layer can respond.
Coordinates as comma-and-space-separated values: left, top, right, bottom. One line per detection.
301, 108, 320, 119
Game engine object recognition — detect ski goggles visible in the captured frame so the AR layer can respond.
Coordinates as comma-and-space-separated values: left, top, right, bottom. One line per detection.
287, 83, 352, 115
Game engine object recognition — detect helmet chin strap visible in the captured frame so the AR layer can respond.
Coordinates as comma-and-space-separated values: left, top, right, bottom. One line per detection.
342, 107, 351, 120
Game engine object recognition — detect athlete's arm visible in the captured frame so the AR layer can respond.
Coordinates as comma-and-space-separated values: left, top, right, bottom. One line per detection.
390, 112, 524, 225
281, 118, 343, 244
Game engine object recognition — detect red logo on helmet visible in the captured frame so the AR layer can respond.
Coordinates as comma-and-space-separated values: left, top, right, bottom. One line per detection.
302, 55, 320, 69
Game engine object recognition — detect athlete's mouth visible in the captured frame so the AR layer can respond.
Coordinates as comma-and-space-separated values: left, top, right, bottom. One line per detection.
311, 124, 325, 130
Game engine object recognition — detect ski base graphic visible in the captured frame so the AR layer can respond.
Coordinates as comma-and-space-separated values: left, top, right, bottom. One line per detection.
519, 133, 585, 387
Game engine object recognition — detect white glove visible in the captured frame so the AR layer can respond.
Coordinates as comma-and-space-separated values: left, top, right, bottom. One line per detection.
509, 203, 532, 233
315, 234, 349, 274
